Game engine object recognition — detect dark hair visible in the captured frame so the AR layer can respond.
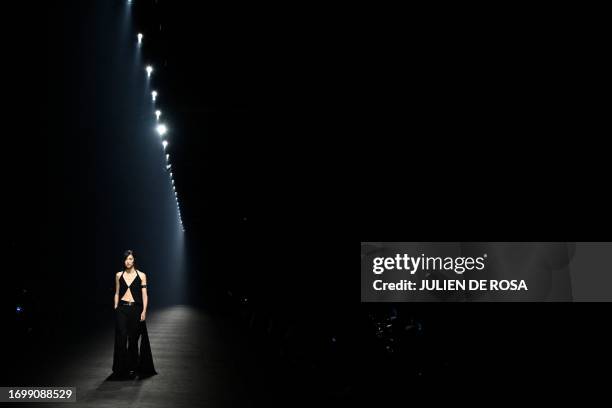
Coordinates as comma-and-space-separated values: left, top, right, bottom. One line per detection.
123, 250, 136, 270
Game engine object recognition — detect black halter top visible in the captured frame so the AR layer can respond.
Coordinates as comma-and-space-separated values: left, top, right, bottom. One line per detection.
119, 270, 144, 304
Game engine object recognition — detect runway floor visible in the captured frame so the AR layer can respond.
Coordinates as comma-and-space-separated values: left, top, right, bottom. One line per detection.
27, 305, 257, 408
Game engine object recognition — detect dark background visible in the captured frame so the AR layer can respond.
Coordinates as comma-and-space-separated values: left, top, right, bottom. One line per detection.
5, 0, 611, 405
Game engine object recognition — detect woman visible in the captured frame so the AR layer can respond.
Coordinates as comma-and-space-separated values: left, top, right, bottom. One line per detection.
111, 250, 157, 380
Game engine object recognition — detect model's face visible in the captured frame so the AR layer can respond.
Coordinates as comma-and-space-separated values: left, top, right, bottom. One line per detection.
125, 255, 134, 269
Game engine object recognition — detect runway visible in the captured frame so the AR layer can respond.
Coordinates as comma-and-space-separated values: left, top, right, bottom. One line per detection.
36, 305, 255, 408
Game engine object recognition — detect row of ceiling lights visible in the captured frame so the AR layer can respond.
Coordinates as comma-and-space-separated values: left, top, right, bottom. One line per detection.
132, 1, 184, 232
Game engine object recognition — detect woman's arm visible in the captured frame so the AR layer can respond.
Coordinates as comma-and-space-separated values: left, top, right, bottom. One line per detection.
114, 272, 120, 309
141, 272, 148, 320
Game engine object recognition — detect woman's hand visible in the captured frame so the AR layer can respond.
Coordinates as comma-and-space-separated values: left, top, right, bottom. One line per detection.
140, 311, 146, 321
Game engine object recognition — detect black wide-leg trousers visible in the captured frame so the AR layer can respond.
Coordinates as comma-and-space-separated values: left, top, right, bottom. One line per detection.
111, 302, 157, 379
113, 303, 142, 375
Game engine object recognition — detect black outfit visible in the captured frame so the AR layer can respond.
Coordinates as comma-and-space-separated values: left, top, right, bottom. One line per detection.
111, 270, 157, 379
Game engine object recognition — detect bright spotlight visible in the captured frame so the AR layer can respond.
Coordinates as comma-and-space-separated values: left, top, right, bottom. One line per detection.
137, 33, 143, 44
155, 110, 161, 120
151, 90, 157, 101
162, 140, 168, 149
146, 65, 153, 77
156, 123, 167, 136
167, 164, 172, 170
